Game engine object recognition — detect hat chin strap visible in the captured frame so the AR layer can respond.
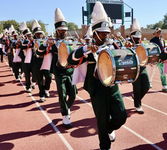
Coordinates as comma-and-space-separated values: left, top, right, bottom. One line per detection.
94, 30, 102, 42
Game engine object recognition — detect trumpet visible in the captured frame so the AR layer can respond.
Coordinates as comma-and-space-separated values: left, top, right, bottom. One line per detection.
34, 37, 56, 49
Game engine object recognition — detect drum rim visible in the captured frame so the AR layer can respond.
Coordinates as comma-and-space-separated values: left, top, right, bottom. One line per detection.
97, 49, 116, 87
128, 48, 140, 82
140, 42, 161, 65
136, 44, 149, 66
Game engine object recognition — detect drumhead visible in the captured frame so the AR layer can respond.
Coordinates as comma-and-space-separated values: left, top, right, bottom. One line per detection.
58, 42, 69, 67
97, 50, 115, 86
135, 45, 148, 66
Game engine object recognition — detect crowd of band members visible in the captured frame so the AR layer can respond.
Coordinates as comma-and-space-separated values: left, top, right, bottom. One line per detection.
0, 2, 167, 149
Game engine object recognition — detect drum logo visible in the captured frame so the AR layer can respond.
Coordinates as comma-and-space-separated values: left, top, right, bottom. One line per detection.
148, 48, 158, 55
118, 60, 133, 66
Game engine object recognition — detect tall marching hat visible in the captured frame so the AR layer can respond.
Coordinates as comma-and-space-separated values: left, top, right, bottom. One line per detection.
54, 8, 68, 30
9, 25, 15, 33
9, 25, 18, 36
19, 22, 32, 35
154, 27, 161, 34
91, 1, 111, 33
3, 28, 9, 34
32, 20, 45, 35
130, 18, 142, 38
84, 25, 93, 40
108, 17, 113, 28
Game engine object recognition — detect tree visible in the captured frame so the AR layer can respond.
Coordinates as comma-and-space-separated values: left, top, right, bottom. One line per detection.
0, 20, 19, 32
147, 13, 167, 29
162, 14, 167, 29
0, 23, 3, 33
67, 22, 78, 31
0, 19, 47, 34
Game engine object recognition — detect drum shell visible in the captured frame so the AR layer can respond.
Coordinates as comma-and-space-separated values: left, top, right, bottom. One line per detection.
97, 48, 140, 86
146, 43, 161, 64
135, 43, 161, 66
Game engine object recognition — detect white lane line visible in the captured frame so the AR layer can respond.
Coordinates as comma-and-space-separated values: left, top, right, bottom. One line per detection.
77, 95, 164, 150
123, 96, 167, 116
20, 80, 74, 150
5, 61, 74, 150
123, 126, 163, 150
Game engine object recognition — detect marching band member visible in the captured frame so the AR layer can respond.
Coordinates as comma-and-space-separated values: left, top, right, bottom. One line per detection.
36, 35, 54, 98
115, 31, 126, 48
72, 25, 93, 85
11, 30, 23, 81
51, 8, 77, 127
68, 2, 127, 149
3, 29, 13, 68
0, 33, 4, 63
19, 22, 36, 92
150, 28, 167, 92
127, 18, 150, 114
83, 25, 93, 45
32, 20, 49, 102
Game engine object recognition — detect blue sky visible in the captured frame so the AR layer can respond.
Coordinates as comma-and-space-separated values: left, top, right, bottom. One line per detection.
0, 0, 167, 33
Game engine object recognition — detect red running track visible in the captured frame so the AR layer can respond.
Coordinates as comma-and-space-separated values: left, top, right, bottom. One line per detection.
0, 59, 167, 150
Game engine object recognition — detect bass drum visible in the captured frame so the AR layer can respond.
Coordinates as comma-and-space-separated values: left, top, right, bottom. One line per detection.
97, 48, 140, 87
135, 42, 161, 66
58, 42, 73, 67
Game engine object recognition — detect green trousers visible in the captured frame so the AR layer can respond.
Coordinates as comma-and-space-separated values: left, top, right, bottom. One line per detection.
36, 70, 52, 97
132, 67, 150, 108
55, 75, 77, 116
157, 63, 167, 86
90, 82, 127, 149
22, 63, 36, 89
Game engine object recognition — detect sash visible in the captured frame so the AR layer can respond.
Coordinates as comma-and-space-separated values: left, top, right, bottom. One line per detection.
24, 48, 32, 63
40, 53, 53, 70
13, 49, 21, 62
72, 62, 87, 85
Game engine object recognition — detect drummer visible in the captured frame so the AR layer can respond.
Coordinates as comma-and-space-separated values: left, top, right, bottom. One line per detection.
68, 2, 127, 149
150, 28, 167, 92
51, 8, 77, 128
126, 18, 150, 114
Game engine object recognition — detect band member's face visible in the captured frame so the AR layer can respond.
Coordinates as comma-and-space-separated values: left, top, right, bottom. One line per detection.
93, 31, 109, 45
155, 31, 161, 37
35, 33, 44, 39
26, 34, 33, 40
132, 37, 141, 44
85, 39, 91, 44
13, 35, 17, 39
56, 29, 67, 39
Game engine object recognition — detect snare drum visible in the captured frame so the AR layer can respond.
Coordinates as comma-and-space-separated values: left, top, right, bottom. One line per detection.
135, 42, 161, 66
97, 48, 140, 86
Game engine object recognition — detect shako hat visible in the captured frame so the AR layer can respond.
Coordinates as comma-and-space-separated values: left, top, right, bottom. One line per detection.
130, 18, 142, 38
54, 8, 68, 30
19, 22, 32, 35
91, 1, 110, 33
154, 27, 161, 34
32, 20, 45, 35
84, 25, 93, 40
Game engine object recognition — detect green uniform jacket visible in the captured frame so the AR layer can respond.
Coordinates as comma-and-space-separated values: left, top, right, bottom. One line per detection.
51, 44, 74, 76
